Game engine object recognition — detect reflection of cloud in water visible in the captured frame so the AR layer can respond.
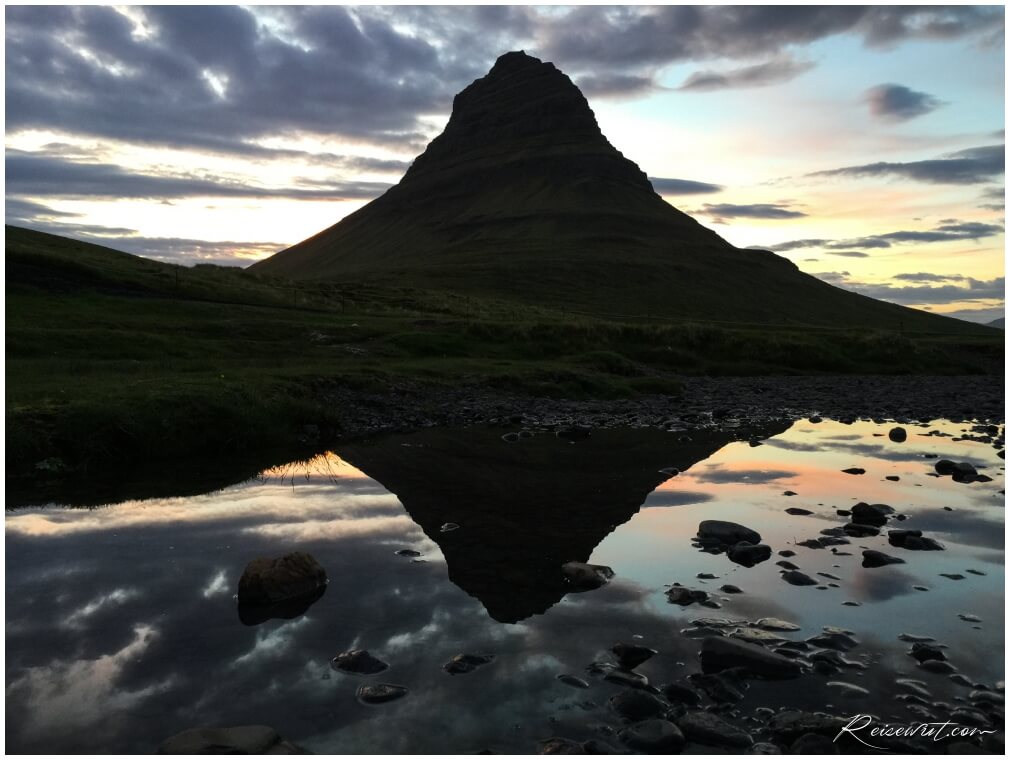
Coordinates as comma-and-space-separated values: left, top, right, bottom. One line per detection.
848, 566, 918, 602
691, 466, 799, 484
202, 569, 230, 598
230, 617, 312, 669
907, 508, 1006, 551
64, 588, 140, 629
240, 514, 420, 541
641, 490, 713, 507
764, 439, 827, 453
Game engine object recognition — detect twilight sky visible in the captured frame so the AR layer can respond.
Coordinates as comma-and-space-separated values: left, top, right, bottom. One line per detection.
4, 5, 1005, 322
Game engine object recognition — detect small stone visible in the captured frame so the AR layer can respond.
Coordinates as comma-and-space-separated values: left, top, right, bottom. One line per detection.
727, 542, 772, 567
781, 570, 818, 586
562, 562, 614, 590
440, 522, 460, 532
330, 650, 389, 675
612, 643, 658, 670
862, 550, 905, 568
678, 711, 754, 748
557, 674, 590, 689
785, 507, 813, 516
720, 584, 743, 594
357, 683, 408, 704
443, 653, 495, 675
754, 617, 801, 632
940, 573, 966, 580
697, 520, 762, 546
841, 467, 865, 475
889, 427, 907, 443
395, 549, 421, 557
826, 681, 870, 699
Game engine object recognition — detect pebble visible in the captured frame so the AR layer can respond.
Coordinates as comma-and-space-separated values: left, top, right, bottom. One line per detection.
356, 683, 408, 704
556, 674, 590, 689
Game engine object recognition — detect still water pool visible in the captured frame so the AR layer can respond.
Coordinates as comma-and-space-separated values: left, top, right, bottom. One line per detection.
6, 417, 1004, 753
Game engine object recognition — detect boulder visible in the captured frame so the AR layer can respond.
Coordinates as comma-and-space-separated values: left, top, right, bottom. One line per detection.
609, 690, 668, 721
561, 562, 614, 591
237, 552, 327, 606
850, 502, 894, 526
697, 520, 761, 546
331, 650, 389, 675
612, 643, 658, 670
700, 636, 802, 679
678, 710, 754, 748
889, 427, 907, 443
619, 720, 685, 754
727, 542, 772, 567
862, 549, 905, 568
888, 530, 944, 551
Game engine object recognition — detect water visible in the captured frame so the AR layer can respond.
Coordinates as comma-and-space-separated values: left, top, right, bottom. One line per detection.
5, 418, 1004, 753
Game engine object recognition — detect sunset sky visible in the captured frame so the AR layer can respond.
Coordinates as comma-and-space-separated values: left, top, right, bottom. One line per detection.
5, 5, 1005, 322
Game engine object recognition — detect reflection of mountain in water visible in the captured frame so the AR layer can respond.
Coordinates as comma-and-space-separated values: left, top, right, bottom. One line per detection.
338, 422, 788, 623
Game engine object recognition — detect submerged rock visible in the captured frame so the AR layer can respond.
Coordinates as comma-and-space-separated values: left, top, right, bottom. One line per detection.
557, 674, 590, 689
158, 726, 302, 754
720, 584, 743, 594
700, 636, 801, 679
331, 649, 389, 675
619, 719, 685, 754
754, 618, 801, 632
666, 585, 711, 606
562, 562, 614, 591
537, 737, 585, 754
785, 507, 813, 516
609, 690, 668, 721
443, 653, 495, 675
612, 643, 657, 670
237, 551, 327, 606
678, 711, 754, 748
888, 530, 944, 551
850, 502, 894, 526
841, 467, 865, 475
780, 570, 818, 586
357, 683, 408, 704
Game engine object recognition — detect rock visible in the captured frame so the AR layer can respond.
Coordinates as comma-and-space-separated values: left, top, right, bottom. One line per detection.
697, 520, 761, 546
580, 739, 620, 754
755, 618, 801, 632
826, 681, 869, 699
862, 549, 905, 568
666, 585, 710, 606
696, 572, 719, 580
357, 683, 408, 704
807, 630, 859, 651
940, 573, 966, 580
678, 711, 754, 748
785, 507, 813, 515
237, 552, 327, 606
603, 669, 651, 691
700, 636, 801, 679
778, 550, 796, 557
443, 653, 495, 675
331, 649, 389, 675
888, 530, 944, 551
919, 660, 957, 674
720, 584, 743, 594
935, 459, 957, 475
783, 490, 797, 496
909, 643, 947, 663
841, 467, 865, 475
889, 427, 907, 442
440, 522, 460, 532
748, 742, 783, 754
609, 690, 668, 721
781, 570, 818, 586
158, 726, 302, 754
612, 643, 657, 670
790, 733, 838, 754
727, 542, 772, 567
959, 613, 983, 623
842, 523, 879, 537
557, 426, 592, 441
557, 674, 590, 689
659, 682, 702, 706
776, 560, 799, 570
619, 720, 685, 754
885, 475, 900, 481
688, 673, 745, 703
767, 710, 847, 740
538, 737, 585, 754
562, 562, 614, 590
395, 549, 421, 557
850, 502, 894, 526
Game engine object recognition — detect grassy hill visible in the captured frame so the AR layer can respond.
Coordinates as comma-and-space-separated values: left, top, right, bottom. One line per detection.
6, 225, 1003, 482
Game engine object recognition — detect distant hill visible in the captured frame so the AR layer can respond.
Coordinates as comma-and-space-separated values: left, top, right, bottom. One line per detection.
987, 317, 1005, 329
251, 51, 989, 335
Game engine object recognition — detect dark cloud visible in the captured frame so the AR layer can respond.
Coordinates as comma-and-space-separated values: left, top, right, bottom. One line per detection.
813, 272, 1005, 305
827, 251, 870, 258
697, 203, 807, 221
574, 72, 657, 98
678, 56, 814, 92
769, 219, 1004, 254
649, 177, 724, 195
5, 150, 391, 201
767, 238, 831, 252
864, 83, 944, 122
809, 144, 1005, 185
892, 272, 967, 283
942, 306, 1007, 324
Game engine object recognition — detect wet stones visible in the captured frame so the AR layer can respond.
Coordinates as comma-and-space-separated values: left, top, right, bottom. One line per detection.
612, 643, 657, 670
888, 530, 944, 551
443, 653, 495, 675
766, 710, 847, 742
850, 502, 894, 526
557, 674, 590, 689
659, 682, 702, 706
609, 690, 668, 721
785, 507, 813, 516
720, 584, 743, 594
727, 542, 772, 567
780, 570, 818, 586
807, 629, 859, 651
331, 650, 389, 675
666, 584, 714, 607
561, 562, 614, 591
699, 636, 802, 679
940, 573, 966, 580
935, 460, 988, 483
678, 711, 754, 748
842, 523, 879, 538
862, 549, 905, 568
889, 427, 907, 442
356, 683, 408, 704
908, 642, 947, 663
826, 681, 870, 699
619, 719, 685, 754
841, 467, 866, 475
697, 520, 762, 546
236, 551, 327, 606
754, 618, 801, 632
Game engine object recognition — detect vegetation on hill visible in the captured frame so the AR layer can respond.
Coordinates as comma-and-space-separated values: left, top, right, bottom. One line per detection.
6, 225, 1003, 482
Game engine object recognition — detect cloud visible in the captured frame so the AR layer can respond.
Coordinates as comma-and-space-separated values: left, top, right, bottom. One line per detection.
574, 73, 657, 98
809, 144, 1005, 185
892, 272, 969, 283
5, 150, 391, 201
813, 272, 1005, 305
678, 55, 814, 92
649, 177, 723, 195
768, 220, 1004, 254
864, 83, 944, 122
697, 202, 807, 221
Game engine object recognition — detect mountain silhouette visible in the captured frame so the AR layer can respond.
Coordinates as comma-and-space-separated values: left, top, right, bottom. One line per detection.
336, 422, 788, 623
251, 51, 981, 332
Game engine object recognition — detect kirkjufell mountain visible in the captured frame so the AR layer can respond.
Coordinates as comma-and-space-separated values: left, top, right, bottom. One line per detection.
252, 51, 981, 332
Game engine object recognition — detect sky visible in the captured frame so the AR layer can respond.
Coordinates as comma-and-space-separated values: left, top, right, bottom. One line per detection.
4, 4, 1006, 322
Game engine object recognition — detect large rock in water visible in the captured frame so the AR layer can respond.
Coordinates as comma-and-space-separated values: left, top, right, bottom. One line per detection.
158, 725, 303, 754
249, 52, 981, 335
237, 552, 327, 606
700, 636, 802, 679
698, 520, 762, 546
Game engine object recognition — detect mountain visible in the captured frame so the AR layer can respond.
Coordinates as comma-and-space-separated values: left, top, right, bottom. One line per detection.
986, 317, 1005, 329
251, 51, 988, 334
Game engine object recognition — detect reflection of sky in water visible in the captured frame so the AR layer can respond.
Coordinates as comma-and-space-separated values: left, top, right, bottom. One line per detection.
6, 420, 1004, 753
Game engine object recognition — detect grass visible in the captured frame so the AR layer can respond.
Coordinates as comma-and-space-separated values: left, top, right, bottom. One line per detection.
6, 225, 1004, 481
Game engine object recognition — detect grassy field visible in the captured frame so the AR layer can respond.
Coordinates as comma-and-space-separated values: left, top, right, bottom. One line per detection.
6, 225, 1004, 480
